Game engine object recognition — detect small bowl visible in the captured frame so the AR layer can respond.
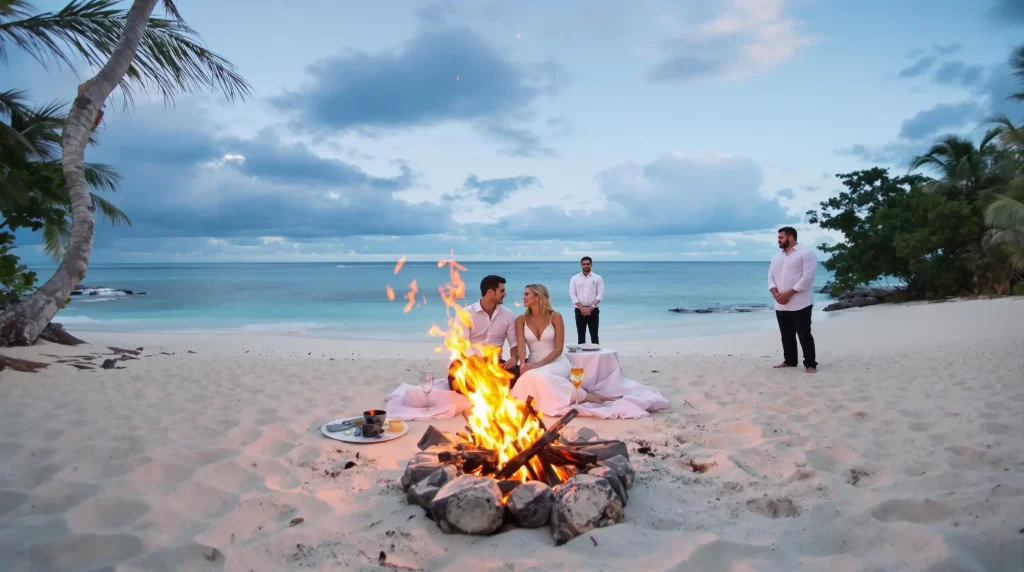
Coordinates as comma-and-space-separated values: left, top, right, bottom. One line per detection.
363, 409, 387, 426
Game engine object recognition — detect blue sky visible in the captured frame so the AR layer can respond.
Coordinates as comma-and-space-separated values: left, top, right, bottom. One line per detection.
7, 0, 1024, 263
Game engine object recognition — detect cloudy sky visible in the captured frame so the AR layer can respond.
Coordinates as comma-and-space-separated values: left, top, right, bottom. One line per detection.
7, 0, 1023, 263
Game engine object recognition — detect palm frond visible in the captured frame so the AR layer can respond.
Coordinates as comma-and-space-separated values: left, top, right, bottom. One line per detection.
985, 193, 1024, 230
0, 0, 252, 108
90, 191, 130, 226
1010, 44, 1024, 103
0, 87, 30, 120
83, 161, 119, 193
0, 88, 35, 152
40, 212, 70, 262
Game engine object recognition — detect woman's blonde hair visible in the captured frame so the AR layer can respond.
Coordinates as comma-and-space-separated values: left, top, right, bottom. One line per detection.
524, 283, 554, 318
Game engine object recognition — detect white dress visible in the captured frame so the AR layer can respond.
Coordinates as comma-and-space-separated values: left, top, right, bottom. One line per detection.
510, 319, 576, 410
510, 316, 670, 419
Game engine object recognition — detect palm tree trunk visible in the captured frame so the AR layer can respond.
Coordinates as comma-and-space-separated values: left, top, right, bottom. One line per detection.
0, 0, 160, 347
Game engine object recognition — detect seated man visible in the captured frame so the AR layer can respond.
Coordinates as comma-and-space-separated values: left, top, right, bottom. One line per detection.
448, 274, 520, 393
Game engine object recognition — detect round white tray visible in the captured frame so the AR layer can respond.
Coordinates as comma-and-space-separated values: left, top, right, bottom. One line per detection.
321, 416, 410, 444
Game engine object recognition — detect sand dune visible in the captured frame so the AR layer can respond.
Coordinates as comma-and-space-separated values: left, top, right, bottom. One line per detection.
0, 297, 1021, 570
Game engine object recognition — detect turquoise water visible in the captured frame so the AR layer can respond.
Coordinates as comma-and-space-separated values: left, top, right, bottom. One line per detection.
44, 261, 836, 340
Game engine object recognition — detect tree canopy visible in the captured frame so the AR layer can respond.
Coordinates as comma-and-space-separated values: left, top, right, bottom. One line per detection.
810, 43, 1024, 298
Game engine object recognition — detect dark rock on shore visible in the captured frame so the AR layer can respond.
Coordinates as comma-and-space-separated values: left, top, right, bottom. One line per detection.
669, 304, 767, 314
71, 285, 146, 297
823, 287, 904, 312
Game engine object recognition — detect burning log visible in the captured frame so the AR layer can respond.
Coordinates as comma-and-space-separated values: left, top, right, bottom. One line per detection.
438, 450, 498, 475
495, 408, 578, 480
543, 446, 599, 467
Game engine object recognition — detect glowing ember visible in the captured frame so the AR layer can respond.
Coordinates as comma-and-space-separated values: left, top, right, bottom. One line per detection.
426, 255, 571, 483
394, 255, 406, 274
386, 285, 395, 301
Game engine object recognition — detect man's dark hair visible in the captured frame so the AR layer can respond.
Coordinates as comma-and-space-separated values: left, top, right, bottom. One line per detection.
778, 227, 798, 241
480, 275, 506, 296
580, 256, 592, 264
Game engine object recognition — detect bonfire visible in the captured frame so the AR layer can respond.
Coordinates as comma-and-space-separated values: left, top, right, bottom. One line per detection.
394, 255, 634, 542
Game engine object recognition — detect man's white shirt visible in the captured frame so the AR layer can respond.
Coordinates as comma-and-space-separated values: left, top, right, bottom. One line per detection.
767, 245, 817, 311
462, 301, 517, 357
569, 272, 604, 307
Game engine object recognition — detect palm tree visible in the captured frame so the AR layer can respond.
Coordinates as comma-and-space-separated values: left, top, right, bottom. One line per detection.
0, 0, 251, 346
984, 182, 1024, 273
909, 133, 1005, 199
1, 91, 129, 261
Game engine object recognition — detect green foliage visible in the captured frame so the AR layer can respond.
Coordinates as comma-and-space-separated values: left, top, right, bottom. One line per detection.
807, 168, 978, 297
1, 0, 252, 109
809, 43, 1024, 301
1014, 282, 1024, 296
1, 90, 130, 261
0, 233, 37, 309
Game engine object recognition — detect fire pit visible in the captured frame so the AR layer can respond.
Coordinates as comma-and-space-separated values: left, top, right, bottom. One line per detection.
403, 421, 634, 543
395, 257, 635, 544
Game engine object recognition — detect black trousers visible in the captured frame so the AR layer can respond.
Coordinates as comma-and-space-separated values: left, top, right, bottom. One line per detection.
574, 307, 599, 344
776, 305, 816, 368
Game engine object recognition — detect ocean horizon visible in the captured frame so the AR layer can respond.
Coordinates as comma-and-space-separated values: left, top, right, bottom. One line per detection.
42, 260, 840, 341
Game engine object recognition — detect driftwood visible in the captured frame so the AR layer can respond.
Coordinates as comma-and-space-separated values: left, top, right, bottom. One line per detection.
0, 355, 50, 373
39, 323, 86, 346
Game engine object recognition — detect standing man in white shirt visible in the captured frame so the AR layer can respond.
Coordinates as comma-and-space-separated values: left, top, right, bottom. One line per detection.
569, 256, 604, 345
768, 227, 818, 373
449, 274, 520, 392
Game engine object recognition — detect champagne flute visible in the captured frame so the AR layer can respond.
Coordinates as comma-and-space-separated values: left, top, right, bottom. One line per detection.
570, 367, 584, 408
420, 371, 435, 413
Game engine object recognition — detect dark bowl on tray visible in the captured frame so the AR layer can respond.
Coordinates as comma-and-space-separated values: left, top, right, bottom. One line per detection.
363, 409, 387, 426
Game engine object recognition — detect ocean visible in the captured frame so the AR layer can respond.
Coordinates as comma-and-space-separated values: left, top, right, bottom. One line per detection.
44, 261, 836, 341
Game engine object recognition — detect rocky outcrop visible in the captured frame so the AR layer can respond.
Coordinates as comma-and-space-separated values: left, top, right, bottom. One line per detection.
823, 287, 903, 312
669, 304, 767, 314
70, 285, 147, 297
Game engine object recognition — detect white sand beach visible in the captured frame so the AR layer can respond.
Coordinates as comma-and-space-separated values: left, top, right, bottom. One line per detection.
0, 297, 1022, 571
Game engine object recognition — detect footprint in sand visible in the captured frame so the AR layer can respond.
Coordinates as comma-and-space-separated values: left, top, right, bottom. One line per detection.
0, 489, 28, 517
979, 421, 1014, 436
805, 445, 857, 473
870, 498, 954, 524
906, 420, 934, 433
746, 496, 801, 518
27, 532, 146, 571
66, 495, 151, 530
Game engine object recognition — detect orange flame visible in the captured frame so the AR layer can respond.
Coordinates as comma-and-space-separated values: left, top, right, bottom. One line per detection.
394, 256, 406, 274
386, 285, 395, 301
428, 254, 569, 482
403, 280, 418, 313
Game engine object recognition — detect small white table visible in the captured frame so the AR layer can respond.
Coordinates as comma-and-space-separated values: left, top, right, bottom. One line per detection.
565, 348, 622, 389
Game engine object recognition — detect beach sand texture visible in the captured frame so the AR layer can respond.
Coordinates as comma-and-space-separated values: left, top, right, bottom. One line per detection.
0, 297, 1022, 571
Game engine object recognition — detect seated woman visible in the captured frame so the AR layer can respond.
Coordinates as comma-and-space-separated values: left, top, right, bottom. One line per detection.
510, 284, 616, 412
